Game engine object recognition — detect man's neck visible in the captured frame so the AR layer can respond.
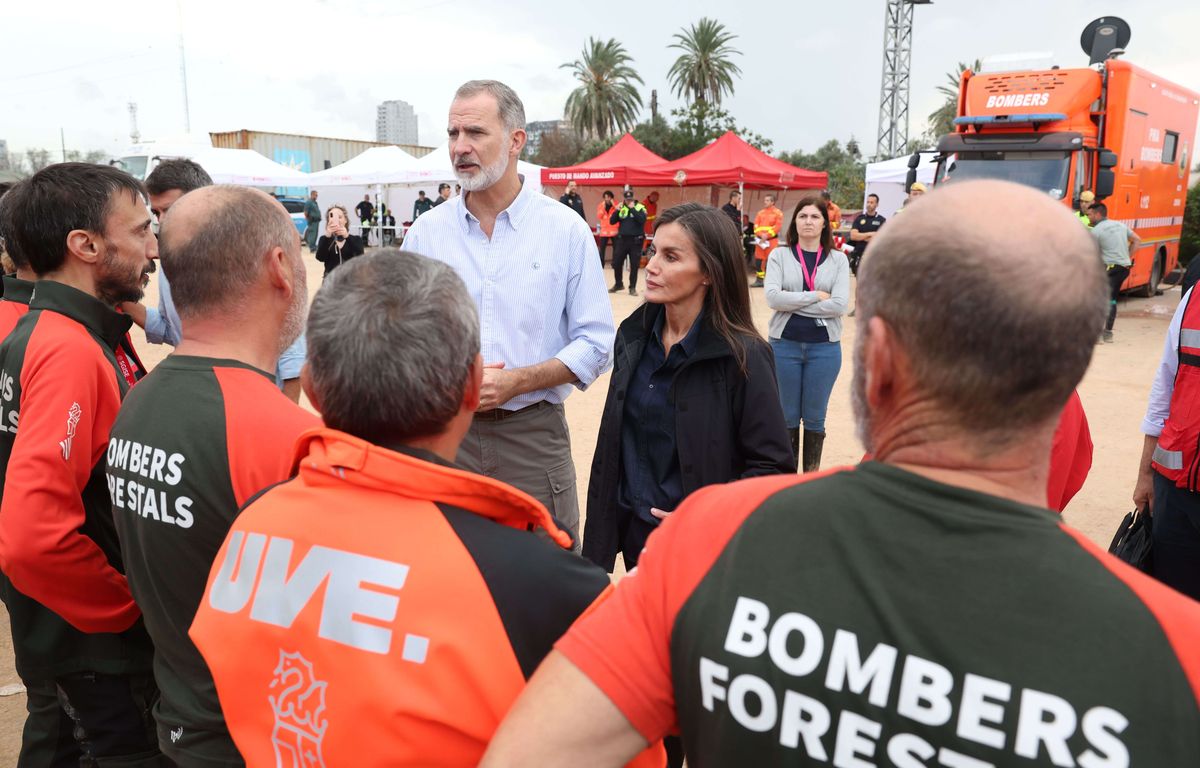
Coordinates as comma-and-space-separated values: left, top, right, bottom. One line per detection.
39, 264, 97, 300
464, 169, 522, 234
871, 405, 1052, 508
14, 267, 36, 282
173, 315, 281, 375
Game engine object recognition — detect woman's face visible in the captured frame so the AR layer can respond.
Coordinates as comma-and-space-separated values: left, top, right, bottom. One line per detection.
794, 204, 824, 243
644, 222, 707, 307
328, 208, 347, 228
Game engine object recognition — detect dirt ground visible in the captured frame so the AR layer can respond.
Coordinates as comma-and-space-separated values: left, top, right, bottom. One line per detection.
0, 249, 1180, 760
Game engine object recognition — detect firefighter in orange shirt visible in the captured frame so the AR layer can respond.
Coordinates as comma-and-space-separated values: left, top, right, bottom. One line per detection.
822, 190, 842, 229
642, 191, 659, 254
752, 194, 783, 286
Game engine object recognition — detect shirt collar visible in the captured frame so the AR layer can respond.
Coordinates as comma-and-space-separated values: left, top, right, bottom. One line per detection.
1, 274, 35, 306
458, 174, 532, 233
29, 280, 132, 351
651, 306, 704, 358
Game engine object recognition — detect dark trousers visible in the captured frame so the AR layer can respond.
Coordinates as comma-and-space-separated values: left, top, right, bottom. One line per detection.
21, 672, 164, 767
612, 236, 643, 289
1106, 265, 1130, 331
1151, 471, 1200, 601
303, 222, 319, 252
359, 219, 372, 246
597, 236, 613, 266
619, 514, 659, 571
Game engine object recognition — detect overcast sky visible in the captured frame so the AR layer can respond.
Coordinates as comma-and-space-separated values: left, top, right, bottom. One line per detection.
3, 0, 1199, 160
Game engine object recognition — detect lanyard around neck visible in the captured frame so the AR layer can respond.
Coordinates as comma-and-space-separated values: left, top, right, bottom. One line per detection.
794, 246, 823, 291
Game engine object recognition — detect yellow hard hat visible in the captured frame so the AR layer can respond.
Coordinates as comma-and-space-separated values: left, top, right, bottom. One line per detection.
1080, 190, 1096, 202
909, 182, 927, 193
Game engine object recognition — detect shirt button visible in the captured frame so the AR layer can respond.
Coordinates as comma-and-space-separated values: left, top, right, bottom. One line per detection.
648, 384, 654, 389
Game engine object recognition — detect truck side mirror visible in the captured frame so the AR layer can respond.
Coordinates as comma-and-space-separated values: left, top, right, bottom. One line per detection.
1096, 169, 1115, 199
906, 169, 918, 190
1098, 149, 1118, 168
907, 153, 922, 169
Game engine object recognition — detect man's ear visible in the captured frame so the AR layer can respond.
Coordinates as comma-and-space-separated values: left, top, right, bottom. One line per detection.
266, 246, 292, 298
65, 229, 102, 267
510, 128, 527, 158
463, 353, 483, 412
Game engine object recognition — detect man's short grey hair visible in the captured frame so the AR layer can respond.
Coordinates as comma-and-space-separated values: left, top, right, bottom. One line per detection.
160, 185, 296, 320
454, 80, 526, 133
307, 250, 480, 444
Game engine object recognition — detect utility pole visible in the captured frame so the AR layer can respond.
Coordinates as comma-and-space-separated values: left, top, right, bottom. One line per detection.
177, 0, 192, 132
876, 0, 931, 159
60, 127, 66, 162
128, 102, 141, 144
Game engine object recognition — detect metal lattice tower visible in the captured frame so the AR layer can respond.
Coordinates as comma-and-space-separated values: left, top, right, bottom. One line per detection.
876, 0, 918, 159
128, 103, 140, 144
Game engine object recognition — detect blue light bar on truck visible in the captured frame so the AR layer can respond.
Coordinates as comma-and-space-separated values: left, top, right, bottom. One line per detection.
954, 113, 1069, 126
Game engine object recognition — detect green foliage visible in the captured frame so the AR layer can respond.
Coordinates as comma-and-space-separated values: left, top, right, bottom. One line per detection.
779, 139, 866, 208
630, 102, 772, 161
666, 18, 743, 106
921, 59, 983, 147
528, 130, 585, 168
561, 37, 644, 140
1183, 181, 1200, 265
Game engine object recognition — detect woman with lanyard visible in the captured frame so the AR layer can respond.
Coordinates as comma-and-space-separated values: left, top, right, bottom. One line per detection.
764, 193, 850, 472
314, 204, 364, 279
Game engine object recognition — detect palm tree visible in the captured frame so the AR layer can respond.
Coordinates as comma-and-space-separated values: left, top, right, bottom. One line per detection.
667, 18, 743, 106
561, 38, 644, 141
925, 59, 983, 141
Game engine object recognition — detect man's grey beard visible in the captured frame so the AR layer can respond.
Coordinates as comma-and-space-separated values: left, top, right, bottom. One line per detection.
454, 149, 511, 193
278, 260, 308, 354
851, 327, 873, 454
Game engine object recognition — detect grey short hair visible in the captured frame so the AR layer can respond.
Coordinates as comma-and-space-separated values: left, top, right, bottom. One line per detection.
160, 185, 296, 320
454, 80, 526, 133
307, 250, 480, 443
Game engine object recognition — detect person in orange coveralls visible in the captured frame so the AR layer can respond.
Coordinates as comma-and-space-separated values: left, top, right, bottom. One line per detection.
752, 194, 783, 286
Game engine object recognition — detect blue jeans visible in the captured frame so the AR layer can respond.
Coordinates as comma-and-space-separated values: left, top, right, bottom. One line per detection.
770, 338, 842, 432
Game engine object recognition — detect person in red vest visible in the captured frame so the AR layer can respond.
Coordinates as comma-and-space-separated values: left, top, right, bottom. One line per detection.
1134, 283, 1200, 600
642, 190, 660, 253
191, 250, 662, 768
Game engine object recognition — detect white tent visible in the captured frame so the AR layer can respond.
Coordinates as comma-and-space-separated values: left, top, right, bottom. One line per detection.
306, 145, 422, 186
189, 148, 312, 187
864, 154, 938, 218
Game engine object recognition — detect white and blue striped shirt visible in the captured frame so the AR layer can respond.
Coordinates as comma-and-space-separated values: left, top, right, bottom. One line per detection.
402, 180, 615, 410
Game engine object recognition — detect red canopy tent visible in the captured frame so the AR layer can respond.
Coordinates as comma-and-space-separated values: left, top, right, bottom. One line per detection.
540, 134, 669, 186
647, 131, 827, 190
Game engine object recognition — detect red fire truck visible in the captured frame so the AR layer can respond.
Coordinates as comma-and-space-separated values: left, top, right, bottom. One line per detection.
917, 18, 1199, 295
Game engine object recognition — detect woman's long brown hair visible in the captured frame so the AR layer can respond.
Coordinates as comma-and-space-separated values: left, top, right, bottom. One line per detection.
654, 203, 761, 374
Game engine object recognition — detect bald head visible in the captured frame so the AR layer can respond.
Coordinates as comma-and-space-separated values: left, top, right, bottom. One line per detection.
160, 185, 299, 321
855, 180, 1107, 448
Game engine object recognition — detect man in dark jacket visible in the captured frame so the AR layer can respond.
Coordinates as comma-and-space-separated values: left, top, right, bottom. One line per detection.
559, 180, 586, 220
355, 194, 375, 245
720, 190, 742, 231
413, 190, 434, 219
609, 190, 647, 296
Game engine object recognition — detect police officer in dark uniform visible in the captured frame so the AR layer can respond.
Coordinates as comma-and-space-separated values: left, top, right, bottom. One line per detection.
848, 192, 886, 275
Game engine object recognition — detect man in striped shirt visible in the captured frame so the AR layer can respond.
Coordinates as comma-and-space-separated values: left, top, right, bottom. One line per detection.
402, 80, 614, 546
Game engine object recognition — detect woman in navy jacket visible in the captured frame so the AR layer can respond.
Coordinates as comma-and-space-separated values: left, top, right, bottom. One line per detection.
582, 203, 795, 574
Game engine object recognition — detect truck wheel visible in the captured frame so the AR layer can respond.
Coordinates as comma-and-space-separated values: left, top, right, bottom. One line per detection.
1139, 253, 1164, 298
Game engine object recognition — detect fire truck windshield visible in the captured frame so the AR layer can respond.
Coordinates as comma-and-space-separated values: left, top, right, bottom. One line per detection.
935, 151, 1071, 199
